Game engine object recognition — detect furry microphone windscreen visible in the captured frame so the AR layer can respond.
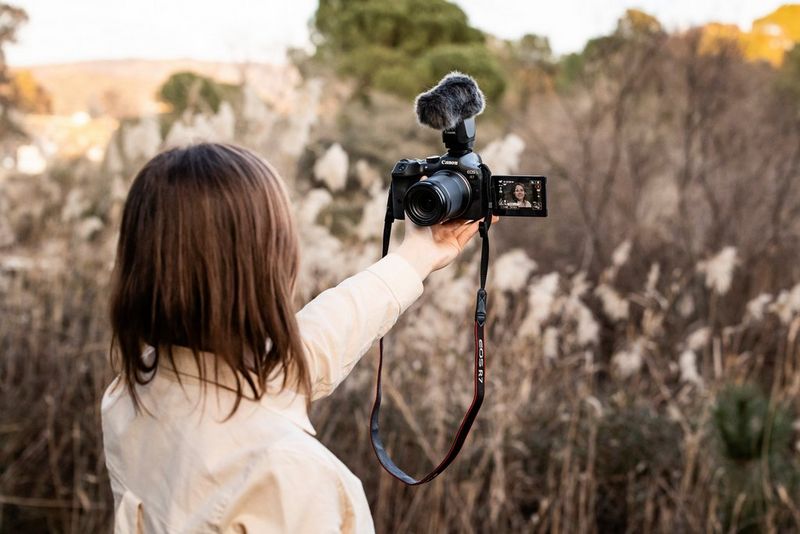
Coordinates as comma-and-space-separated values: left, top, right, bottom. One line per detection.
414, 72, 486, 131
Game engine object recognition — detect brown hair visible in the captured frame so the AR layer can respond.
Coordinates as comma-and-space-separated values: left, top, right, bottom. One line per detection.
109, 142, 310, 414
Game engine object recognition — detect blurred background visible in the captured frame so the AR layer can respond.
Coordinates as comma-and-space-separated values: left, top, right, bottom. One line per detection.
2, 1, 800, 532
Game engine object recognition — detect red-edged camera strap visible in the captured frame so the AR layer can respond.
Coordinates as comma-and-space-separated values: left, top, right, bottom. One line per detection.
369, 190, 490, 485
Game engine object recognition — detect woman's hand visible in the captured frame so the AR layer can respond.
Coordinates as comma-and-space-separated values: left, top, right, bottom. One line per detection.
395, 213, 499, 280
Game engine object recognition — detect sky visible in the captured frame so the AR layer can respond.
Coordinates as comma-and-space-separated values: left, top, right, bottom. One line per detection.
6, 0, 792, 66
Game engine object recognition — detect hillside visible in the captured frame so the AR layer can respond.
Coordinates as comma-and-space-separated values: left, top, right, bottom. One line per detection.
14, 6, 800, 119
11, 59, 301, 118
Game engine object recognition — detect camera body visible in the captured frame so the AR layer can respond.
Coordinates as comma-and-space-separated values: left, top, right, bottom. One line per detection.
391, 150, 488, 224
390, 117, 547, 225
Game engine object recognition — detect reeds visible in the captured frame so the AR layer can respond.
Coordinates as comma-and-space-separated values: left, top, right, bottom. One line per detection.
2, 39, 800, 530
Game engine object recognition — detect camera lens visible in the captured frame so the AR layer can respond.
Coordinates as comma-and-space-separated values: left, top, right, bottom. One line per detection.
406, 185, 444, 225
404, 170, 471, 226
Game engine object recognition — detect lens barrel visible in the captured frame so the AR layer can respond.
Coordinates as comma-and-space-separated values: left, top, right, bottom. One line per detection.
404, 170, 471, 226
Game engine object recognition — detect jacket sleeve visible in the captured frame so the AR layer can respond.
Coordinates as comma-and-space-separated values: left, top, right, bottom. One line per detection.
295, 252, 424, 401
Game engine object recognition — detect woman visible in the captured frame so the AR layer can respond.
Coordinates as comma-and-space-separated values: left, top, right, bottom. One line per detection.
102, 142, 496, 533
508, 183, 532, 208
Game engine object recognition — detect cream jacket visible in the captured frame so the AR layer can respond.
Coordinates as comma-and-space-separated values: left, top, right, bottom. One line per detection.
101, 253, 424, 533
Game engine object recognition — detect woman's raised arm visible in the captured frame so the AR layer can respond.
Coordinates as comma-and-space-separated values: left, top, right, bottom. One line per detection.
295, 215, 495, 400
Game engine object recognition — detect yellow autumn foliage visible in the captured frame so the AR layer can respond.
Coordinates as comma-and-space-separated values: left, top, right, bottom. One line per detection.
701, 4, 800, 66
11, 69, 52, 114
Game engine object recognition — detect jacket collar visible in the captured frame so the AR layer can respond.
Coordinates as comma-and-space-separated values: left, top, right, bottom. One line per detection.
149, 345, 317, 435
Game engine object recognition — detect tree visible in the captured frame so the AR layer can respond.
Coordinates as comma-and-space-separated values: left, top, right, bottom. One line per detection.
11, 69, 51, 114
0, 3, 28, 138
158, 71, 239, 117
616, 8, 663, 39
527, 10, 668, 272
500, 34, 557, 108
776, 44, 800, 108
311, 0, 506, 102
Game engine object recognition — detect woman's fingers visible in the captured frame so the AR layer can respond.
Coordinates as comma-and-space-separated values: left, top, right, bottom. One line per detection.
455, 220, 481, 248
447, 220, 475, 240
439, 216, 500, 244
435, 215, 501, 245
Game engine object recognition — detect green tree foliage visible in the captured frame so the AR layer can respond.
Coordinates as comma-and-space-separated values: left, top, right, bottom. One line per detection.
311, 0, 506, 102
713, 384, 794, 462
712, 384, 798, 532
499, 34, 557, 107
158, 71, 239, 116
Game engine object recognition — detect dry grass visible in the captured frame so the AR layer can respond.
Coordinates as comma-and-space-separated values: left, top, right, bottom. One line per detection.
2, 29, 800, 533
2, 163, 800, 534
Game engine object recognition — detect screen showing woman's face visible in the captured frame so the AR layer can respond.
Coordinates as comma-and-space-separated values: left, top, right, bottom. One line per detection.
492, 175, 546, 216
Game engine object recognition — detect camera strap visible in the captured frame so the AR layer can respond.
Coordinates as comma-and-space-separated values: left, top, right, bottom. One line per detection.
369, 189, 490, 485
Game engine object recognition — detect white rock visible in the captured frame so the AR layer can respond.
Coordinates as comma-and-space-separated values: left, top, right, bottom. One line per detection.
104, 138, 125, 175
296, 188, 333, 225
62, 189, 90, 222
297, 224, 342, 289
356, 185, 387, 240
355, 160, 382, 189
165, 119, 208, 147
241, 83, 275, 127
481, 134, 525, 175
164, 102, 236, 148
281, 78, 322, 157
76, 216, 104, 240
210, 102, 236, 141
314, 143, 349, 192
122, 116, 161, 162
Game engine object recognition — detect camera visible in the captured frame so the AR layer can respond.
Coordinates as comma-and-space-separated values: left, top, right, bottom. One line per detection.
373, 73, 549, 485
390, 78, 547, 226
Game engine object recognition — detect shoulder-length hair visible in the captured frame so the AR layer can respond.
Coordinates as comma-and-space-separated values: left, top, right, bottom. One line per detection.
109, 142, 310, 414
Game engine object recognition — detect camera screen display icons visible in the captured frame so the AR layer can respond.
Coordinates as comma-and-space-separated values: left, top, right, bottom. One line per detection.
492, 176, 547, 217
